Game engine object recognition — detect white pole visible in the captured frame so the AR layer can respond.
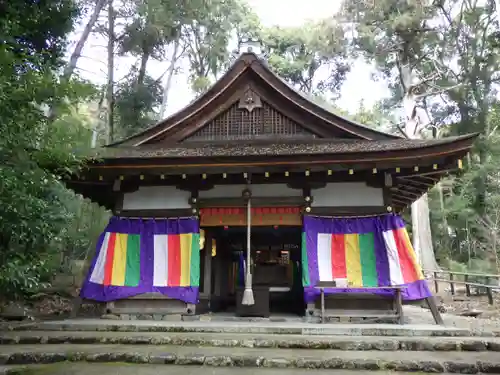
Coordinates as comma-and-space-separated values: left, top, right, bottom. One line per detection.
241, 189, 254, 305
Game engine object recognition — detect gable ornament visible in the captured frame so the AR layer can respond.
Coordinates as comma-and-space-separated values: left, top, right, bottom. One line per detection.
238, 88, 262, 113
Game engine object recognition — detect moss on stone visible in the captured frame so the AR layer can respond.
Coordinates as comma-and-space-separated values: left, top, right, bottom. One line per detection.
7, 363, 137, 375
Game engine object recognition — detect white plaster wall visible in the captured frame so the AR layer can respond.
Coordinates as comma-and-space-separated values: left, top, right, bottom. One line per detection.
122, 186, 191, 210
311, 183, 383, 207
122, 183, 382, 209
198, 184, 302, 198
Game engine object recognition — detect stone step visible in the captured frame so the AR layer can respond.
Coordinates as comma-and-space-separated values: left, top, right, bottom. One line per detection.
0, 364, 478, 375
105, 310, 405, 324
12, 319, 492, 337
1, 331, 500, 351
1, 344, 500, 373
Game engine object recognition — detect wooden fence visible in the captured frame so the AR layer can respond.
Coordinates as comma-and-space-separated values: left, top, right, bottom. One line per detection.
424, 269, 500, 305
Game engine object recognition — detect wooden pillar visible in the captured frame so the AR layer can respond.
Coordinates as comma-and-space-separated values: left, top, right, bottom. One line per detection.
214, 256, 222, 296
434, 271, 439, 293
395, 287, 404, 324
486, 277, 494, 305
425, 296, 444, 325
213, 243, 223, 311
112, 179, 124, 216
465, 274, 471, 296
384, 173, 393, 212
203, 230, 212, 296
220, 255, 229, 302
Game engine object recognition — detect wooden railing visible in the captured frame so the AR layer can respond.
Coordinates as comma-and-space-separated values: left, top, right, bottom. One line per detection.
424, 269, 500, 305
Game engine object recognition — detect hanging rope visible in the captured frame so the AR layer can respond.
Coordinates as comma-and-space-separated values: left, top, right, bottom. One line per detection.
241, 186, 254, 305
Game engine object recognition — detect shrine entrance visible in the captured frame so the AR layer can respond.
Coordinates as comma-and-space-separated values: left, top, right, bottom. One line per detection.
206, 225, 304, 317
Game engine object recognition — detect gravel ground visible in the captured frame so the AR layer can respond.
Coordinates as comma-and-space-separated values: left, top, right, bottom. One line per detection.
404, 295, 500, 333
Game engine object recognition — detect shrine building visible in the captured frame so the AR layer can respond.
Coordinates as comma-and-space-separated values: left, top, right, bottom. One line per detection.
66, 50, 477, 323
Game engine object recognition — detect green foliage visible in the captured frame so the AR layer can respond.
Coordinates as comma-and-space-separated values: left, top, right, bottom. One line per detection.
307, 94, 395, 132
1, 0, 78, 68
114, 72, 163, 137
111, 0, 249, 132
57, 194, 111, 271
435, 107, 500, 268
182, 0, 253, 94
262, 20, 349, 96
0, 0, 100, 298
339, 0, 500, 272
233, 1, 261, 41
341, 0, 442, 109
428, 2, 500, 271
347, 101, 396, 132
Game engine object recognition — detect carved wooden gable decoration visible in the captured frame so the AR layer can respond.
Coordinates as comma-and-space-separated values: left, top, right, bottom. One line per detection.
183, 87, 317, 142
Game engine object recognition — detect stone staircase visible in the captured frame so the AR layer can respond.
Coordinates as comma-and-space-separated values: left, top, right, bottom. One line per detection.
1, 320, 500, 374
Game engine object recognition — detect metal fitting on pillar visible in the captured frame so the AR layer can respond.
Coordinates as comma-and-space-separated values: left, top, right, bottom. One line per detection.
303, 195, 312, 213
190, 192, 199, 217
242, 188, 252, 201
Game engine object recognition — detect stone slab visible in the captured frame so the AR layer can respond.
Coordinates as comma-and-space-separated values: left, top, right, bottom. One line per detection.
11, 319, 483, 337
0, 364, 473, 375
0, 344, 500, 373
1, 330, 500, 351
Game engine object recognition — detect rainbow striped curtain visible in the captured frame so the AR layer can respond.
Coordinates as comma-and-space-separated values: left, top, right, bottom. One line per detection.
302, 215, 431, 302
81, 217, 200, 303
153, 233, 200, 287
89, 232, 141, 287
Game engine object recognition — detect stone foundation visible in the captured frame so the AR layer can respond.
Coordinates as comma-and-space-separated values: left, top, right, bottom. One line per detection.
100, 312, 405, 324
104, 293, 205, 319
101, 293, 411, 324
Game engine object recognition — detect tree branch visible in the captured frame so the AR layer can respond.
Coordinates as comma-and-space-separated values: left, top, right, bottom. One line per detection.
415, 83, 463, 100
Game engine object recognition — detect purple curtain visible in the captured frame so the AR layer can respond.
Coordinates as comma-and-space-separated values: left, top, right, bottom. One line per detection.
238, 252, 245, 287
302, 214, 432, 303
80, 216, 200, 304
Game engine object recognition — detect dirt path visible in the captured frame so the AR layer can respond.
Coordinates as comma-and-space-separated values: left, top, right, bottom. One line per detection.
404, 301, 500, 334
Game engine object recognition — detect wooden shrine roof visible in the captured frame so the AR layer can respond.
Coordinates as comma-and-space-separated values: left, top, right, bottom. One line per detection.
95, 134, 476, 161
108, 52, 400, 147
66, 53, 479, 212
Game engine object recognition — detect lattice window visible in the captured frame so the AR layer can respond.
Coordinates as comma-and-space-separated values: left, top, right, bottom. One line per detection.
184, 101, 316, 141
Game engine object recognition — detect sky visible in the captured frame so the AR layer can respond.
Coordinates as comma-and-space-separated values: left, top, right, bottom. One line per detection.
72, 0, 389, 117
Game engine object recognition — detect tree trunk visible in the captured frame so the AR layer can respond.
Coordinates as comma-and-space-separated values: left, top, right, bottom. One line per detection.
411, 198, 420, 263
47, 0, 107, 121
129, 50, 151, 129
106, 0, 115, 143
90, 91, 106, 148
63, 0, 107, 80
436, 181, 450, 255
159, 39, 180, 119
412, 194, 439, 271
400, 59, 439, 273
137, 51, 150, 89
